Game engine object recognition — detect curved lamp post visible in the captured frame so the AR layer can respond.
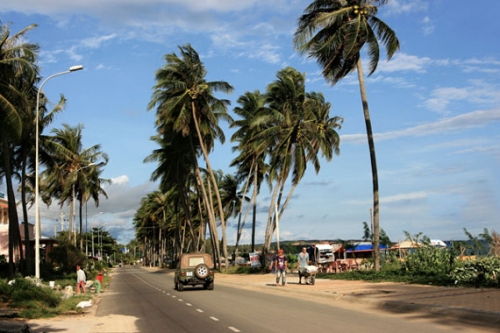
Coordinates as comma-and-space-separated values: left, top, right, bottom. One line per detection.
35, 65, 83, 280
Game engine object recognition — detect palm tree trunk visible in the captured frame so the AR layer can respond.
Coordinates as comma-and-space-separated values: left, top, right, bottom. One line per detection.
190, 101, 228, 271
194, 165, 220, 265
1, 134, 21, 279
233, 161, 254, 258
20, 161, 32, 275
251, 164, 259, 253
356, 59, 380, 272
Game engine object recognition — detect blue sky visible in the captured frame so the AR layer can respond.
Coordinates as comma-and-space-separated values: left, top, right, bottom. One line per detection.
2, 0, 499, 246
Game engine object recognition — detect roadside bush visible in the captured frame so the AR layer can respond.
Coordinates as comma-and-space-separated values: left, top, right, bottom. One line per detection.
9, 278, 61, 308
450, 257, 500, 287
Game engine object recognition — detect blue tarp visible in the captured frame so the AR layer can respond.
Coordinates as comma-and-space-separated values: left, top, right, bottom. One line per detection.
346, 244, 388, 253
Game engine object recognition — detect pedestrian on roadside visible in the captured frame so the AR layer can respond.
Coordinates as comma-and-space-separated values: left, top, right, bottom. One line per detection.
76, 265, 87, 294
307, 244, 316, 265
275, 249, 287, 286
297, 247, 310, 284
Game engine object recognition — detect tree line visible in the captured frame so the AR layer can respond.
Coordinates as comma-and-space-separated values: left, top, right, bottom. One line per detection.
137, 0, 399, 272
0, 23, 109, 280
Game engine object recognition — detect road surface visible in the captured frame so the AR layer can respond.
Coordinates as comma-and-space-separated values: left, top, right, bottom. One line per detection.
93, 265, 491, 333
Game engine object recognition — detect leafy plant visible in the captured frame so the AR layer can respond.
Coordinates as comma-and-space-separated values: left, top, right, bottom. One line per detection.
450, 257, 500, 287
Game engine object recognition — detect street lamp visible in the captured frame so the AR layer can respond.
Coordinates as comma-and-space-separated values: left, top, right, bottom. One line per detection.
35, 65, 83, 280
89, 212, 103, 257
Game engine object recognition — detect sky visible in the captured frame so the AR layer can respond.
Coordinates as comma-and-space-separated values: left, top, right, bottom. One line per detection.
1, 0, 499, 247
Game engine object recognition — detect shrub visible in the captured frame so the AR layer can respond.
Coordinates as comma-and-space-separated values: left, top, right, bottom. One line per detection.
450, 257, 500, 287
9, 278, 61, 308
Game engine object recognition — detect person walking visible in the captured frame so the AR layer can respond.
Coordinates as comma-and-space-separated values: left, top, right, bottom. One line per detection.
76, 265, 87, 294
275, 249, 287, 286
297, 247, 310, 284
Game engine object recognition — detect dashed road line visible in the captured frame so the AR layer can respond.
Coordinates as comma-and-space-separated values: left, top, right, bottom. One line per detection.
210, 317, 219, 321
228, 327, 241, 332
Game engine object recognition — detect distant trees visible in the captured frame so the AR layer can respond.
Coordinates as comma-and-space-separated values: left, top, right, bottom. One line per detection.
143, 45, 343, 265
147, 44, 234, 269
0, 22, 39, 279
0, 22, 109, 279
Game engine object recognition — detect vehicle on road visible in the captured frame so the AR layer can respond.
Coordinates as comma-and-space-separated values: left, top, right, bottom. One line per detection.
174, 253, 215, 291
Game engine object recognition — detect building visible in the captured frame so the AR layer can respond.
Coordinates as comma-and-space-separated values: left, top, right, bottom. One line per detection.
0, 192, 57, 264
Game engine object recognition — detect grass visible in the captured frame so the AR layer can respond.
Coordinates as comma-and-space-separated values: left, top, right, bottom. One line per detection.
0, 276, 102, 319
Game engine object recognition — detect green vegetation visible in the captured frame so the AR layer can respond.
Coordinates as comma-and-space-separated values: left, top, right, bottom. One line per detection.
0, 266, 111, 319
227, 229, 500, 289
0, 277, 93, 319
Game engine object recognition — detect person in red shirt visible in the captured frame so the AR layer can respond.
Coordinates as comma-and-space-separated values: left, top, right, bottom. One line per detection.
274, 249, 288, 286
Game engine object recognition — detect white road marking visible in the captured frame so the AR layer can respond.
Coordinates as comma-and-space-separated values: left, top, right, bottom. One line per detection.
228, 327, 241, 332
186, 303, 192, 306
210, 317, 219, 321
196, 309, 203, 313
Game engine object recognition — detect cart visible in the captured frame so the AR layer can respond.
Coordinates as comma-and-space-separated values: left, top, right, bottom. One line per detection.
298, 265, 318, 285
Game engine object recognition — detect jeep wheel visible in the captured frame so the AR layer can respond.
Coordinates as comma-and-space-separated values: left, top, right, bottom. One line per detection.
194, 264, 209, 279
174, 282, 178, 290
207, 281, 214, 290
178, 283, 184, 291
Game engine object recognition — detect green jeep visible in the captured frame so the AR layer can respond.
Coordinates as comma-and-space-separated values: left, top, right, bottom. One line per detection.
174, 253, 214, 291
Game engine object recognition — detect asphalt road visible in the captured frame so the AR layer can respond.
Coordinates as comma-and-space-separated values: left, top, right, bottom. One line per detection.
93, 266, 488, 333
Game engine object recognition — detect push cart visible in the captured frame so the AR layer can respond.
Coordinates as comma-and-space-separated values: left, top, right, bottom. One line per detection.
298, 265, 318, 285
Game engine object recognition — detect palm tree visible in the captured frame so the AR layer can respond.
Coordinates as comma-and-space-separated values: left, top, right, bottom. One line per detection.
75, 157, 110, 250
0, 22, 39, 278
230, 90, 269, 252
42, 123, 110, 247
295, 0, 400, 270
15, 88, 67, 276
145, 132, 199, 251
148, 44, 234, 269
257, 67, 342, 251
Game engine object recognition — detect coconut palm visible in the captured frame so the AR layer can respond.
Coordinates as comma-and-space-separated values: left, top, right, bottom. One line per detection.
257, 67, 342, 251
0, 22, 38, 278
295, 0, 399, 270
75, 156, 110, 250
148, 44, 234, 269
144, 132, 199, 252
42, 123, 109, 246
230, 90, 269, 252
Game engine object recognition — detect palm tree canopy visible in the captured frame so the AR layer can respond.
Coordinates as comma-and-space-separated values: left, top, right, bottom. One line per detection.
148, 44, 234, 150
294, 0, 400, 84
0, 22, 39, 141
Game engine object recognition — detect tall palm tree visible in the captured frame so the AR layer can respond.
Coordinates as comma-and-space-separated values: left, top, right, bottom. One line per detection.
295, 0, 399, 270
75, 156, 110, 250
230, 90, 269, 252
145, 132, 199, 251
15, 89, 67, 275
257, 67, 342, 251
42, 123, 110, 247
148, 44, 234, 269
0, 22, 38, 278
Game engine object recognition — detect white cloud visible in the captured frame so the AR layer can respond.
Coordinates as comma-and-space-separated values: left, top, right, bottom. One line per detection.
81, 34, 118, 49
423, 81, 500, 114
342, 107, 500, 144
111, 175, 129, 185
384, 0, 428, 15
376, 53, 432, 73
421, 16, 434, 35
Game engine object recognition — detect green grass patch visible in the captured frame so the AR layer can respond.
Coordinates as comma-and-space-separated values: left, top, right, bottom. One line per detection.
0, 277, 97, 319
